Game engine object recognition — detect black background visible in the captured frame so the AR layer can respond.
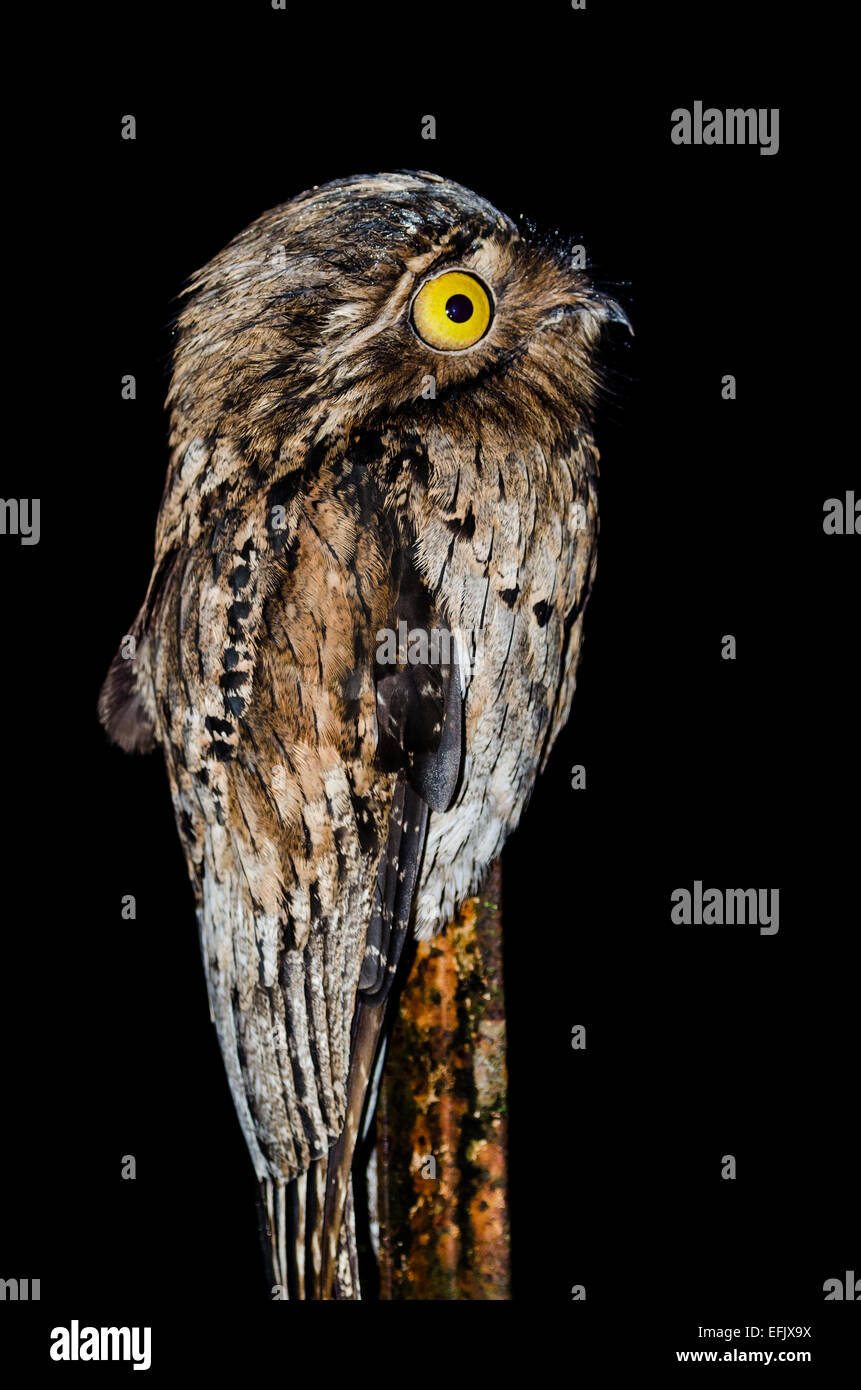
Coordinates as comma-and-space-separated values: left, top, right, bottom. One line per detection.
2, 0, 856, 1373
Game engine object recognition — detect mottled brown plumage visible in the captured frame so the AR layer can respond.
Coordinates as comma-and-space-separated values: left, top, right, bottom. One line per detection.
99, 171, 623, 1298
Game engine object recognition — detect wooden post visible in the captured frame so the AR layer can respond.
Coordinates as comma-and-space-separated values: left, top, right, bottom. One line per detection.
375, 861, 510, 1299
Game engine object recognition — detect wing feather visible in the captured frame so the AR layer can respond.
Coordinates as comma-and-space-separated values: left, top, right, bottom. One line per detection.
100, 432, 466, 1297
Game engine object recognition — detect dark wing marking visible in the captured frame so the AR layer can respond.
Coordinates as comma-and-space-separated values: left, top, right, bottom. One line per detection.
364, 525, 465, 998
359, 780, 429, 1001
411, 653, 463, 812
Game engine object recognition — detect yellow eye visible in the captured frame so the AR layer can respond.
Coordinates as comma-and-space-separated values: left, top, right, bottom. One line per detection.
411, 270, 493, 352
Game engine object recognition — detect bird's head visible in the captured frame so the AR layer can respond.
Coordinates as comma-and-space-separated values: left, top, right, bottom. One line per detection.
164, 171, 628, 524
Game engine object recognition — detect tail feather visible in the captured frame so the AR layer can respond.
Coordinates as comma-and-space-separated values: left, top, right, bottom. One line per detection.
320, 1001, 386, 1297
260, 1157, 364, 1300
259, 774, 437, 1298
333, 1182, 361, 1299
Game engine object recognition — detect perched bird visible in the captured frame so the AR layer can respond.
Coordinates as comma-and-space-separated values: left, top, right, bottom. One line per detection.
99, 171, 624, 1299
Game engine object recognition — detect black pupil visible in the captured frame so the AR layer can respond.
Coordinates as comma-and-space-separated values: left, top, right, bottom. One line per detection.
445, 293, 474, 323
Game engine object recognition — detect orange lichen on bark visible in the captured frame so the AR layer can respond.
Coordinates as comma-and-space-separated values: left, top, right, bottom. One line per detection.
376, 861, 510, 1299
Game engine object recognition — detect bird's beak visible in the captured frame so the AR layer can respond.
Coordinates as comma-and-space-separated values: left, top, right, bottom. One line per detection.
599, 297, 634, 335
